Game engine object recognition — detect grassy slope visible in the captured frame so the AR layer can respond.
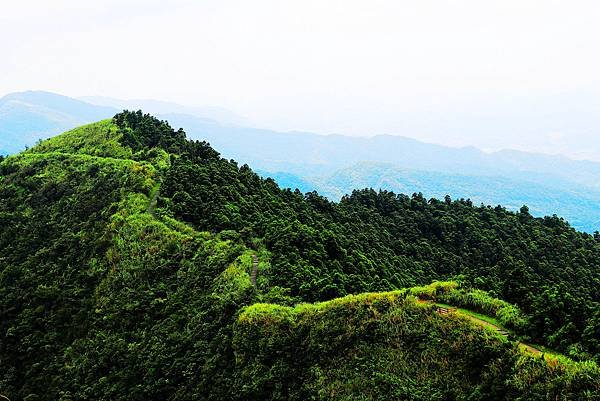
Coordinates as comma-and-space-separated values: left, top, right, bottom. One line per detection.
29, 119, 130, 158
235, 292, 505, 400
235, 292, 600, 400
0, 120, 256, 399
0, 136, 155, 396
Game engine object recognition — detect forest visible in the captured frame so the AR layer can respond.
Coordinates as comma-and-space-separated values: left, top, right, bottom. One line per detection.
0, 111, 598, 400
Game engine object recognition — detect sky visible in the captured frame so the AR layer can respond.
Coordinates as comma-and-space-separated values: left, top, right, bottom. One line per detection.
2, 0, 600, 158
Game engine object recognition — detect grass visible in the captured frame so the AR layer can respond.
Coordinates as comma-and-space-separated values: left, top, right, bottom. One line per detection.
526, 343, 582, 364
28, 119, 132, 159
240, 289, 412, 325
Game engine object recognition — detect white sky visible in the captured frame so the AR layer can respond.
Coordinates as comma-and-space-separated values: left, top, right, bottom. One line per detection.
2, 0, 600, 154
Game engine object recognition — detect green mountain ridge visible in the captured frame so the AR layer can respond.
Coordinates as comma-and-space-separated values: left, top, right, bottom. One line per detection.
3, 91, 600, 233
0, 112, 598, 400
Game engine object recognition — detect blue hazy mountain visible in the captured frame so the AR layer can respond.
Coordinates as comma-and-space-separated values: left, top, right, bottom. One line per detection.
162, 113, 600, 193
0, 91, 118, 154
80, 96, 249, 126
1, 91, 599, 232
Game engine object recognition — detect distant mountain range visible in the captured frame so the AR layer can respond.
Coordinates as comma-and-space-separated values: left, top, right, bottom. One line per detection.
79, 96, 249, 126
0, 91, 117, 154
1, 90, 599, 232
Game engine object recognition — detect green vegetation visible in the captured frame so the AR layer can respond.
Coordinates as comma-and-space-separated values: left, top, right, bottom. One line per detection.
235, 293, 599, 400
28, 119, 129, 159
409, 281, 528, 333
0, 111, 598, 400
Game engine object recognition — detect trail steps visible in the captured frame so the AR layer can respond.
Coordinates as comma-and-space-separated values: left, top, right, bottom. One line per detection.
147, 186, 160, 217
250, 254, 259, 286
433, 303, 542, 355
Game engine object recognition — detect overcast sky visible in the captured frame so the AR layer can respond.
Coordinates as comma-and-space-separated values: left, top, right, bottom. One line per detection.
2, 0, 600, 156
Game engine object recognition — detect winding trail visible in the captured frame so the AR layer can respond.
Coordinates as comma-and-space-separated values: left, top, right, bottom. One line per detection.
518, 343, 542, 356
250, 254, 259, 286
460, 311, 541, 355
459, 313, 515, 341
424, 301, 542, 356
147, 186, 160, 217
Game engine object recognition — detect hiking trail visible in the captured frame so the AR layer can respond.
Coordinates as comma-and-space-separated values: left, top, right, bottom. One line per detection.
147, 186, 160, 217
250, 254, 259, 286
423, 301, 543, 356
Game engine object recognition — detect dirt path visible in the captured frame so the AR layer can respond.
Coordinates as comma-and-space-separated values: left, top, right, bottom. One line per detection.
518, 343, 542, 355
250, 254, 259, 286
459, 313, 511, 336
147, 187, 160, 217
423, 301, 543, 356
453, 310, 541, 355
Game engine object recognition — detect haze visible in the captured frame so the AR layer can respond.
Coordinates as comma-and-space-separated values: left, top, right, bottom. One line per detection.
2, 0, 600, 159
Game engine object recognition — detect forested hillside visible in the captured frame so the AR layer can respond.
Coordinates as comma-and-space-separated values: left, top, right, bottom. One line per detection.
0, 111, 598, 400
263, 162, 600, 232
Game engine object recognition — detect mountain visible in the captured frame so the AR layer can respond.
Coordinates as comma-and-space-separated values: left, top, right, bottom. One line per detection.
80, 95, 248, 126
0, 91, 118, 154
0, 112, 598, 400
167, 113, 600, 192
329, 90, 600, 162
2, 91, 600, 233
